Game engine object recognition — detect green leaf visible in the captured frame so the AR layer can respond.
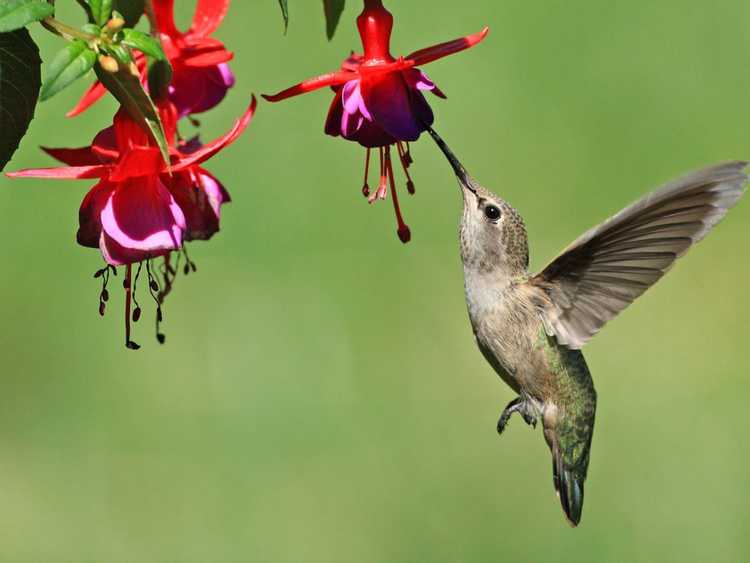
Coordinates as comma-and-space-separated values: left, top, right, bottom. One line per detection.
277, 0, 288, 32
323, 0, 344, 40
88, 0, 113, 26
95, 63, 171, 170
112, 0, 143, 27
0, 0, 54, 33
0, 29, 41, 171
147, 58, 172, 101
40, 39, 96, 101
121, 29, 166, 60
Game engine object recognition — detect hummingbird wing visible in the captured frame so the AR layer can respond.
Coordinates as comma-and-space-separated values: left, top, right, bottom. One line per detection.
529, 161, 748, 349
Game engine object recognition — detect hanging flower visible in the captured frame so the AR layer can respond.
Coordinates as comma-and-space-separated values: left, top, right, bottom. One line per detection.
263, 0, 488, 242
8, 97, 256, 348
68, 0, 235, 118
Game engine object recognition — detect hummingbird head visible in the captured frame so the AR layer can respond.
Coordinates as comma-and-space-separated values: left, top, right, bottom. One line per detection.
426, 128, 529, 278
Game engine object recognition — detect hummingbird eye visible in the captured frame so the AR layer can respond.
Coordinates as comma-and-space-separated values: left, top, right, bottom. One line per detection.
484, 205, 502, 221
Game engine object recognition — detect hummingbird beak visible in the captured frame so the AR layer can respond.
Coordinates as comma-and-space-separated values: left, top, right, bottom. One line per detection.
426, 127, 478, 195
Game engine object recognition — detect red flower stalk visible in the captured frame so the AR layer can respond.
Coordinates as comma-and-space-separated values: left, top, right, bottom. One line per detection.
263, 0, 488, 243
69, 0, 235, 118
8, 97, 256, 348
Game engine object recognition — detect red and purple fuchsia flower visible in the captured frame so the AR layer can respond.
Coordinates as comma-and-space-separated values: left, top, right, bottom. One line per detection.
6, 0, 252, 349
68, 0, 235, 118
263, 0, 488, 242
8, 98, 256, 349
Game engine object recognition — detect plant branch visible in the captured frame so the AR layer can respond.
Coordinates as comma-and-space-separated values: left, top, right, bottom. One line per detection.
41, 17, 97, 41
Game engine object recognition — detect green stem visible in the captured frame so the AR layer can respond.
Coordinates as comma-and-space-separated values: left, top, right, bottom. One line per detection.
41, 17, 97, 42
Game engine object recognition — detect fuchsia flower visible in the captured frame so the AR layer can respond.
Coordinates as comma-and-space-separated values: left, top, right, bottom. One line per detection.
68, 0, 235, 118
264, 0, 487, 242
8, 98, 256, 348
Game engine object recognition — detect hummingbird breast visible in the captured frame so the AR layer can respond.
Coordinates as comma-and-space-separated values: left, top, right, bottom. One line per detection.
465, 277, 552, 398
465, 278, 595, 408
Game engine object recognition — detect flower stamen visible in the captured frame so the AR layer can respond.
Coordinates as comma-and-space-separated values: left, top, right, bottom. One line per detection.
158, 254, 177, 305
369, 147, 388, 203
124, 264, 141, 350
181, 246, 197, 275
385, 145, 411, 243
396, 142, 415, 194
94, 265, 113, 316
404, 142, 413, 166
362, 148, 371, 197
131, 261, 143, 323
146, 259, 166, 345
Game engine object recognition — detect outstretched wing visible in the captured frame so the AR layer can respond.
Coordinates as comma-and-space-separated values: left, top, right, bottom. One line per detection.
530, 161, 748, 349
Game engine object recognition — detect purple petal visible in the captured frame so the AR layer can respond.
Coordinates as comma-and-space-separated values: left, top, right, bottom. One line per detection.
169, 64, 235, 118
361, 72, 426, 142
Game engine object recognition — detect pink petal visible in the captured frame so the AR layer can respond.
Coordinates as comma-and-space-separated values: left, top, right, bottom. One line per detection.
200, 167, 230, 215
100, 232, 171, 266
342, 80, 372, 120
99, 176, 185, 265
403, 68, 446, 98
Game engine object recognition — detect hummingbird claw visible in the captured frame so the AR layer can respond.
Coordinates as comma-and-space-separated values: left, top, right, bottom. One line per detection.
522, 411, 537, 428
497, 397, 537, 435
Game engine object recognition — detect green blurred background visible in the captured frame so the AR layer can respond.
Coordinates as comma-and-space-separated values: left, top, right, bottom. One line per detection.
2, 1, 749, 561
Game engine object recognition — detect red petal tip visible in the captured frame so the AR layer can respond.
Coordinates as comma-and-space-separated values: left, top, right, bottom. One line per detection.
406, 26, 490, 67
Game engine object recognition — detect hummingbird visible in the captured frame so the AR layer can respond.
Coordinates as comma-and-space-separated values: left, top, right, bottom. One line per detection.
427, 127, 747, 527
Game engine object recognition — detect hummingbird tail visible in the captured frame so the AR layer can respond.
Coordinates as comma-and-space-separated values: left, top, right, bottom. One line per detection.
552, 451, 585, 527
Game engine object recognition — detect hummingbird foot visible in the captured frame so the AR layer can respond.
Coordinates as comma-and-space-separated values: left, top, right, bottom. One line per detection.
497, 397, 538, 435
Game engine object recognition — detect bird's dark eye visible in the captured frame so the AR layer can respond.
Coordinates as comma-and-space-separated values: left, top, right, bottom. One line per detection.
484, 205, 501, 221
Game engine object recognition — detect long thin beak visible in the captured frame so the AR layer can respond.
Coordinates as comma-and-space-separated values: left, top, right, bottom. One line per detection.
426, 127, 477, 194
